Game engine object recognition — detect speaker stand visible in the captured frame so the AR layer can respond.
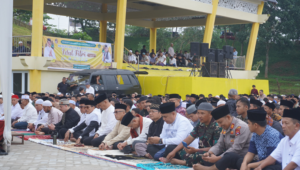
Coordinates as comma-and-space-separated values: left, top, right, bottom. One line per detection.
189, 65, 200, 77
201, 63, 210, 77
225, 59, 232, 79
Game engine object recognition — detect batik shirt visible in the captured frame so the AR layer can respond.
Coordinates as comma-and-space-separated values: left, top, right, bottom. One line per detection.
190, 118, 222, 148
249, 125, 284, 161
271, 113, 282, 122
176, 106, 186, 117
237, 115, 248, 124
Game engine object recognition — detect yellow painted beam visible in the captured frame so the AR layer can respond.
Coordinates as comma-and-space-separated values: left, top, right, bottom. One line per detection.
29, 70, 41, 93
99, 4, 108, 42
149, 19, 157, 53
30, 0, 43, 92
202, 0, 219, 64
114, 0, 127, 69
31, 0, 44, 57
245, 2, 264, 71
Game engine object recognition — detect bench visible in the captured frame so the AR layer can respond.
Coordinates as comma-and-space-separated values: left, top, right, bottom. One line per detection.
11, 132, 24, 145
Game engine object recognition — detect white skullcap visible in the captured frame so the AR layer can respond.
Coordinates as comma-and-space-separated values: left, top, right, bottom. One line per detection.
274, 96, 278, 99
57, 92, 62, 95
261, 101, 266, 105
217, 100, 226, 106
0, 95, 2, 98
19, 41, 23, 44
43, 100, 52, 107
21, 95, 29, 100
269, 100, 273, 103
35, 99, 43, 105
215, 95, 220, 98
69, 100, 76, 105
129, 50, 132, 53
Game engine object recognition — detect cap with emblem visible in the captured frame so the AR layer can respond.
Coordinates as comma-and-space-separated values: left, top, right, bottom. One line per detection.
21, 95, 30, 100
250, 99, 263, 107
228, 89, 238, 95
186, 104, 197, 114
121, 112, 135, 126
169, 94, 181, 99
59, 99, 69, 105
265, 102, 275, 110
280, 100, 294, 109
197, 102, 214, 111
35, 99, 43, 105
95, 93, 108, 104
42, 100, 52, 107
283, 108, 300, 121
211, 105, 230, 120
247, 109, 267, 122
160, 102, 175, 114
150, 103, 160, 111
115, 103, 127, 110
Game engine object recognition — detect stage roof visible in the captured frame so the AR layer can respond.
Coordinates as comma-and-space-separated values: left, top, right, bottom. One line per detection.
14, 0, 272, 28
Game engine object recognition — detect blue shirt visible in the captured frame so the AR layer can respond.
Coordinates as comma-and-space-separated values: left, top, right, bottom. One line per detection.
248, 125, 284, 161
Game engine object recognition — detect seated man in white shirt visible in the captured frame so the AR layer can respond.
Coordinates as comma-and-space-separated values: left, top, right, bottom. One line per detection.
256, 108, 300, 170
72, 100, 101, 144
28, 99, 48, 132
128, 50, 137, 64
85, 83, 95, 95
117, 111, 152, 154
147, 102, 199, 161
83, 93, 117, 146
69, 100, 82, 117
12, 95, 38, 129
0, 95, 23, 122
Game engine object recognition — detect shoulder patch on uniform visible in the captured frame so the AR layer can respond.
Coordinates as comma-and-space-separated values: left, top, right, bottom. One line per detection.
235, 126, 241, 136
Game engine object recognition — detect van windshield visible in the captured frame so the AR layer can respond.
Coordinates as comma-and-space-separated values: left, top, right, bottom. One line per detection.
67, 74, 90, 85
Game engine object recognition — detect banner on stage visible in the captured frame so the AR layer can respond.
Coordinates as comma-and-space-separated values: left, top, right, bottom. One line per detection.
42, 36, 112, 69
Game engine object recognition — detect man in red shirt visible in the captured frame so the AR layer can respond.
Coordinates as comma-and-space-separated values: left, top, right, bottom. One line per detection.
251, 85, 258, 95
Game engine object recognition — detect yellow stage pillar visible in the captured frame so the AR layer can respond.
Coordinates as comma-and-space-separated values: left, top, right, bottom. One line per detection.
30, 0, 44, 92
114, 0, 127, 69
99, 4, 107, 42
202, 0, 219, 64
149, 28, 157, 53
245, 2, 264, 71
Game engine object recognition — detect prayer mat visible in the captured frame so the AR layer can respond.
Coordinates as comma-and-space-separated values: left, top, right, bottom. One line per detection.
104, 154, 147, 160
136, 162, 190, 170
23, 135, 52, 140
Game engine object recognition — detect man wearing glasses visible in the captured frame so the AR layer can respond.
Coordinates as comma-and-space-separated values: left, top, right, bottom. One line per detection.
99, 104, 131, 150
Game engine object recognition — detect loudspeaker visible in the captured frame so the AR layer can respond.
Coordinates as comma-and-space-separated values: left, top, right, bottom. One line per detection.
223, 45, 233, 59
202, 62, 218, 77
218, 62, 226, 78
215, 49, 224, 62
206, 49, 216, 62
200, 43, 209, 57
190, 42, 200, 56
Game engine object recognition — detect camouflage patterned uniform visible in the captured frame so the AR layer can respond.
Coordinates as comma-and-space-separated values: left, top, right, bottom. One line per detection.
179, 118, 222, 167
236, 115, 248, 124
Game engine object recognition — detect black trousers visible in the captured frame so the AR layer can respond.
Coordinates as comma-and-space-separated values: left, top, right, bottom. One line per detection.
83, 135, 106, 147
57, 128, 68, 139
41, 128, 52, 135
112, 141, 123, 149
215, 152, 282, 170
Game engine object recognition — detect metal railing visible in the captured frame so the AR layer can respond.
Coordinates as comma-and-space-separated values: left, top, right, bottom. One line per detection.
227, 56, 245, 70
12, 35, 32, 56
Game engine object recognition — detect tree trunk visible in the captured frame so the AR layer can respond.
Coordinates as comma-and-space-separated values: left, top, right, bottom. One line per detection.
223, 27, 227, 44
264, 43, 270, 78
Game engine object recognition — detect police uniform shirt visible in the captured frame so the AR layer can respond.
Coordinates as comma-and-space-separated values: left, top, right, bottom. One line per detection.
209, 117, 252, 157
270, 130, 300, 170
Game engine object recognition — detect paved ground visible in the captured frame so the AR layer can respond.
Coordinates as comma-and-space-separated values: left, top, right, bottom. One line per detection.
0, 137, 139, 170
